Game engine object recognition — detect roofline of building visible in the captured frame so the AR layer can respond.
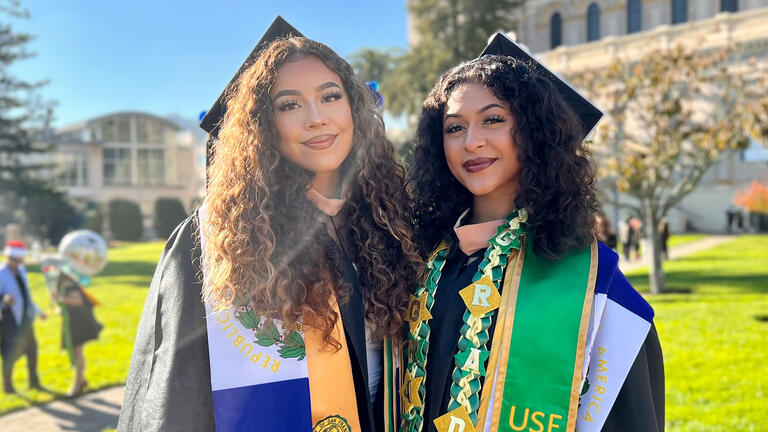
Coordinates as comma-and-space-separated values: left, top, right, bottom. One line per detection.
56, 111, 181, 133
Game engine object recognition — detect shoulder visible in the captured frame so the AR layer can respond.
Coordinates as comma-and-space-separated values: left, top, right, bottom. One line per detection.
160, 214, 201, 265
0, 265, 13, 288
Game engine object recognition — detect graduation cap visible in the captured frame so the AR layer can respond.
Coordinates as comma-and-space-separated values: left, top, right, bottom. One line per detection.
200, 16, 304, 139
480, 32, 603, 139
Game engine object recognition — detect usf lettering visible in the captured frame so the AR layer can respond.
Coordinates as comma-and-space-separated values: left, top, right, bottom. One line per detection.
509, 406, 564, 432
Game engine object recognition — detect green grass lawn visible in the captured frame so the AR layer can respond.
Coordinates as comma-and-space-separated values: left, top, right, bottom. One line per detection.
2, 236, 767, 430
667, 233, 708, 248
0, 241, 165, 415
617, 233, 707, 258
626, 235, 768, 431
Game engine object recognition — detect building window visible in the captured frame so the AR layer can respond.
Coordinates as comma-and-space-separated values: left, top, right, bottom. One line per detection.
57, 155, 78, 186
103, 147, 131, 185
587, 3, 601, 42
550, 12, 562, 49
138, 149, 165, 185
721, 0, 738, 12
59, 154, 90, 187
137, 117, 149, 143
672, 0, 688, 24
101, 119, 116, 142
627, 0, 642, 33
117, 116, 131, 143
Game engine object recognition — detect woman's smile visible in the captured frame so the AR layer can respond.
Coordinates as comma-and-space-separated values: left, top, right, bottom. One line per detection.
302, 133, 338, 150
462, 157, 496, 173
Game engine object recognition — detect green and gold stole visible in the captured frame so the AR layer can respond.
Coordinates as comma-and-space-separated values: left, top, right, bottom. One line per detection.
400, 209, 597, 432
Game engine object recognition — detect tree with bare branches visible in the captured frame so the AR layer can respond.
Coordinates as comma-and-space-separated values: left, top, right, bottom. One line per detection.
570, 44, 768, 293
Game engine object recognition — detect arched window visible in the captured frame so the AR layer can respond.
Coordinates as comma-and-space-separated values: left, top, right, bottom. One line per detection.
587, 3, 601, 42
550, 12, 563, 49
672, 0, 688, 24
721, 0, 738, 12
627, 0, 642, 33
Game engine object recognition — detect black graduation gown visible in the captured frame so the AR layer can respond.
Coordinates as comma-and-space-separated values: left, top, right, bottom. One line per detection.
117, 215, 384, 432
421, 241, 665, 432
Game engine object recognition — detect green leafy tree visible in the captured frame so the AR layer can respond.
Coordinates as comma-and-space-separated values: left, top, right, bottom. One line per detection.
9, 178, 79, 244
0, 0, 54, 191
1, 0, 61, 240
351, 0, 524, 117
570, 44, 768, 294
349, 48, 397, 84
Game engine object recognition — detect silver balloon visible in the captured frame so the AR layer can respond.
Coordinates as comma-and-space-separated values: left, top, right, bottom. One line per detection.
58, 230, 108, 277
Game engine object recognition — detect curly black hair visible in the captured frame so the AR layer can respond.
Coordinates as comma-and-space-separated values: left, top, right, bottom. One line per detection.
410, 55, 598, 260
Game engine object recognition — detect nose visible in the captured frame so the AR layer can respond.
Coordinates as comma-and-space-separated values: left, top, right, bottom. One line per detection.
304, 102, 328, 129
464, 124, 485, 152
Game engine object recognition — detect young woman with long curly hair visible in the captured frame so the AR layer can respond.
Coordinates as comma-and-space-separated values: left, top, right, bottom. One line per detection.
400, 37, 664, 432
119, 21, 420, 432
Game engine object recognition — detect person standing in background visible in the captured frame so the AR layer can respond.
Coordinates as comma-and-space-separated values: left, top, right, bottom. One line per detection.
0, 240, 45, 394
658, 218, 670, 260
618, 216, 633, 260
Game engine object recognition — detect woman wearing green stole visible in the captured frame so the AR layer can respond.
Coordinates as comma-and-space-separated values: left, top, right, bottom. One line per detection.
119, 17, 419, 432
401, 36, 664, 432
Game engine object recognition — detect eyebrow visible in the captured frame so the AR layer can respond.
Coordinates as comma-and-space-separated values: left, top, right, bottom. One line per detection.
272, 81, 341, 100
444, 103, 506, 120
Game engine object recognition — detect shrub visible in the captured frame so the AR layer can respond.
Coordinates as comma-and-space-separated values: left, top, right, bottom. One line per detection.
108, 199, 143, 241
153, 198, 187, 239
82, 201, 104, 234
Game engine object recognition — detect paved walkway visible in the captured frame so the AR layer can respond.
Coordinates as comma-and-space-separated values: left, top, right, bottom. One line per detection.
618, 234, 736, 273
0, 235, 739, 431
1, 386, 124, 432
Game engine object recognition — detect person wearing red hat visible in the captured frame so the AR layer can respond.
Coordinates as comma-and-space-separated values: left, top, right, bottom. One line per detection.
1, 240, 45, 393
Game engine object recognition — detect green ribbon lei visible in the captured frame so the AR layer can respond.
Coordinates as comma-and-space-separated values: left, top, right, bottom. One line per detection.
400, 209, 527, 432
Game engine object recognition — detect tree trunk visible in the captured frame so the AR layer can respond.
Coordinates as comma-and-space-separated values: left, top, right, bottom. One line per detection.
643, 199, 666, 294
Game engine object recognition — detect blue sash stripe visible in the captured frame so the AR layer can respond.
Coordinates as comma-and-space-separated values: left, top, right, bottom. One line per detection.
596, 242, 654, 322
608, 272, 654, 323
212, 377, 312, 432
595, 242, 618, 294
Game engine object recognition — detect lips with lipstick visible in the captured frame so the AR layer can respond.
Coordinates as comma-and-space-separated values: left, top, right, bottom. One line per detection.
302, 133, 338, 150
463, 157, 496, 172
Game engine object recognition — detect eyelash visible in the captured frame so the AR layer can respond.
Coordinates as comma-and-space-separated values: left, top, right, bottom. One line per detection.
276, 91, 343, 112
278, 100, 300, 112
444, 115, 505, 134
322, 91, 343, 103
484, 115, 504, 124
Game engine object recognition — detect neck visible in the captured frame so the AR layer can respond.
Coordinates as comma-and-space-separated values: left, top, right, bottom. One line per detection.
311, 171, 341, 198
469, 183, 518, 224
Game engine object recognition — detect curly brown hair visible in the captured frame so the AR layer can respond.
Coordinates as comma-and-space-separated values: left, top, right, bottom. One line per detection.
410, 55, 598, 260
202, 36, 421, 345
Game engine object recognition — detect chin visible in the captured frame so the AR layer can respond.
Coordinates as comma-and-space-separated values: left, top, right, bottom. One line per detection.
463, 183, 499, 197
301, 160, 346, 174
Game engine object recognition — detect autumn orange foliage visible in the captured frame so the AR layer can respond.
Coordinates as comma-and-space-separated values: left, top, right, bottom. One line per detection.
734, 180, 768, 213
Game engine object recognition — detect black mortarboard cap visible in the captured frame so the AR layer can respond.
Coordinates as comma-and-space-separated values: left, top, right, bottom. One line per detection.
200, 16, 304, 138
480, 32, 603, 138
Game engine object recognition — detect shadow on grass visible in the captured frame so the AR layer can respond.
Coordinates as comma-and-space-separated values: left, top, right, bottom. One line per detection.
98, 261, 159, 279
34, 397, 119, 431
627, 272, 768, 294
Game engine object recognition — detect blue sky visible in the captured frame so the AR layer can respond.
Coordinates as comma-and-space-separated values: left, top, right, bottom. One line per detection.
11, 1, 409, 127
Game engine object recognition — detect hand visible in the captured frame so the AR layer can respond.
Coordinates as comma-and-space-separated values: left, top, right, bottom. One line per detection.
2, 294, 14, 306
38, 312, 48, 320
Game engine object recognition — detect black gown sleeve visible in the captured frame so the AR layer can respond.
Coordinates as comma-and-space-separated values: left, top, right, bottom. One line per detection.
117, 215, 215, 432
601, 323, 665, 432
